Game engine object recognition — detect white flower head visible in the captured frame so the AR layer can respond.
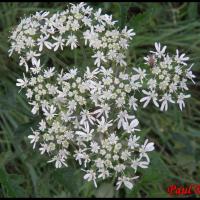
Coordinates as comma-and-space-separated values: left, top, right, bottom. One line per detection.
9, 3, 195, 192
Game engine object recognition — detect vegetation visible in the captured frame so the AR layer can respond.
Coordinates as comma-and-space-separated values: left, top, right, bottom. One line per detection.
0, 2, 200, 197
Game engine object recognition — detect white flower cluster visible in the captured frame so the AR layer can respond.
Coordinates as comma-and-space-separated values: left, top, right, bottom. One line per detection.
142, 42, 195, 111
16, 64, 154, 190
9, 2, 135, 71
9, 2, 195, 191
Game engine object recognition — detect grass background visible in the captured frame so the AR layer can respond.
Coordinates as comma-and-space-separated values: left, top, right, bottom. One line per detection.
0, 2, 200, 198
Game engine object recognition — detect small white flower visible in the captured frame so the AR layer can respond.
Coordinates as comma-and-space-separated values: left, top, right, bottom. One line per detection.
91, 104, 110, 118
92, 51, 107, 67
141, 139, 155, 152
26, 50, 41, 65
121, 150, 131, 161
44, 67, 55, 78
76, 122, 94, 139
159, 93, 175, 111
35, 11, 49, 20
90, 142, 100, 153
37, 34, 52, 51
117, 110, 135, 129
132, 67, 147, 82
108, 133, 119, 145
28, 130, 40, 149
139, 139, 155, 162
147, 79, 157, 90
116, 176, 139, 190
150, 42, 166, 58
84, 67, 99, 80
42, 105, 57, 120
97, 116, 112, 133
131, 158, 149, 172
186, 64, 195, 83
52, 35, 65, 51
80, 109, 96, 125
83, 170, 97, 188
39, 119, 46, 131
39, 143, 49, 154
48, 155, 68, 168
74, 149, 86, 165
175, 49, 189, 65
100, 66, 113, 77
66, 34, 78, 49
29, 101, 39, 115
122, 26, 136, 39
19, 56, 29, 72
123, 118, 140, 133
140, 90, 159, 108
98, 168, 109, 179
129, 96, 138, 111
177, 93, 191, 111
26, 88, 33, 99
30, 59, 41, 74
16, 73, 28, 88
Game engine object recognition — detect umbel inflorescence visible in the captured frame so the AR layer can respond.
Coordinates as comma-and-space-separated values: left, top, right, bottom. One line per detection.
9, 2, 195, 190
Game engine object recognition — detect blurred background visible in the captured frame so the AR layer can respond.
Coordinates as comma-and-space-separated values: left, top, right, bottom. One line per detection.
0, 2, 200, 198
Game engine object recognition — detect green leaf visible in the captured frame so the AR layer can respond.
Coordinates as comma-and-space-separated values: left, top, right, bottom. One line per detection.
187, 3, 198, 20
118, 2, 132, 28
95, 183, 114, 198
0, 168, 17, 197
187, 126, 200, 138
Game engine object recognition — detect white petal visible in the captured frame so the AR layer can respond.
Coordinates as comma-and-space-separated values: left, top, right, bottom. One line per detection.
145, 142, 155, 152
124, 180, 133, 189
84, 173, 90, 180
130, 119, 139, 128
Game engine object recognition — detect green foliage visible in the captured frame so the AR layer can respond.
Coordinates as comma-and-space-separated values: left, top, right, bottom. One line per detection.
0, 2, 200, 197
